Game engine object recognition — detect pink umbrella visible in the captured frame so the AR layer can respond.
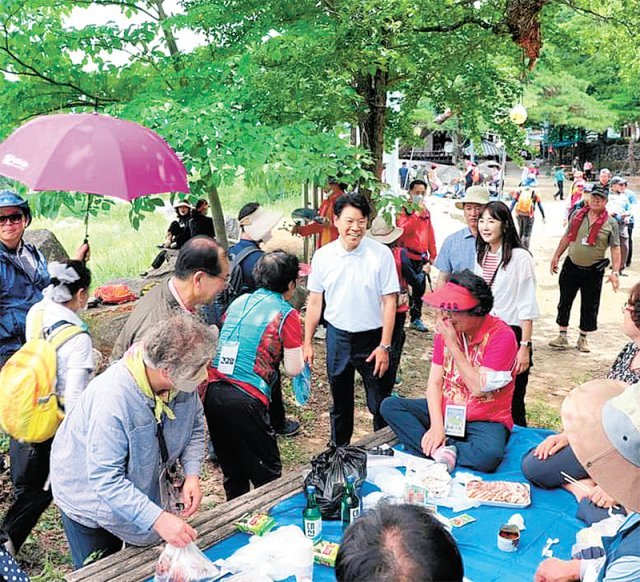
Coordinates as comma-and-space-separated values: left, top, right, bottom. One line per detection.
0, 112, 189, 200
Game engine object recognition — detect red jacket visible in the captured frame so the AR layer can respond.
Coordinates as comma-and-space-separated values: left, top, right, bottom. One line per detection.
397, 208, 437, 262
296, 193, 341, 249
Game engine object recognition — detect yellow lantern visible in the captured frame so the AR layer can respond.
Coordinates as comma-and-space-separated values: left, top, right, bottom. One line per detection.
509, 104, 528, 125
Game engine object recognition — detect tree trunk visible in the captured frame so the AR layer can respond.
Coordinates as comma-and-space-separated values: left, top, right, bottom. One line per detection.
208, 184, 228, 250
354, 68, 389, 191
628, 136, 636, 175
152, 0, 187, 86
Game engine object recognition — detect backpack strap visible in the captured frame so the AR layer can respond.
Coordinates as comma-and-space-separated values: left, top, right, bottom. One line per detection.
232, 245, 262, 266
45, 320, 88, 351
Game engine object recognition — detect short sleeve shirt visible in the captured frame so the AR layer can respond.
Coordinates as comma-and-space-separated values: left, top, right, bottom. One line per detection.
307, 237, 399, 332
566, 213, 620, 267
432, 315, 517, 429
433, 227, 477, 275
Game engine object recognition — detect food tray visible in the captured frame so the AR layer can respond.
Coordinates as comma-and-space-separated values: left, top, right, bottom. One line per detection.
465, 480, 531, 508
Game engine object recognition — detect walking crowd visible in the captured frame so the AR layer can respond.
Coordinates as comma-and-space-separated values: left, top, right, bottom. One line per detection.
0, 161, 639, 582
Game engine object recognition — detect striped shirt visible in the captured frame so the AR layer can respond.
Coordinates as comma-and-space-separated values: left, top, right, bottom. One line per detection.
481, 251, 501, 286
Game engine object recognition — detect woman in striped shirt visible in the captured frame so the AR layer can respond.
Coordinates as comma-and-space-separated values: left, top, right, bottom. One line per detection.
475, 201, 540, 427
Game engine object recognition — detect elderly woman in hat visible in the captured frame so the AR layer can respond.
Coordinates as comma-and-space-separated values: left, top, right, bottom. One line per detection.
534, 379, 640, 582
51, 315, 216, 569
381, 270, 518, 473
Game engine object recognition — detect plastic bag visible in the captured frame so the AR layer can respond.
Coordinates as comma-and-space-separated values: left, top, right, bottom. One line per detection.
292, 363, 311, 406
303, 445, 367, 519
155, 542, 225, 582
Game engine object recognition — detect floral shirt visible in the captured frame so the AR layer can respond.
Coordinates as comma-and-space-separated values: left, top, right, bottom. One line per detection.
607, 342, 640, 385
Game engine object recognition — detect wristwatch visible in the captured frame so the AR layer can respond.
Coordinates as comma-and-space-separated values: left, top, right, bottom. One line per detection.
520, 340, 532, 347
379, 344, 392, 352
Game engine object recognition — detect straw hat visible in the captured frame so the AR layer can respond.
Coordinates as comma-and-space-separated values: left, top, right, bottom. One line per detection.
239, 206, 283, 241
454, 186, 490, 209
366, 216, 404, 245
561, 379, 640, 512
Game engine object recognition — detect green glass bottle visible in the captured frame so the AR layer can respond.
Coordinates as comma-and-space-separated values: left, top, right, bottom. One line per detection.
340, 475, 361, 531
303, 485, 322, 543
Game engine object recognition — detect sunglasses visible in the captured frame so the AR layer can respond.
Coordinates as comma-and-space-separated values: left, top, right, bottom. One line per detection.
0, 213, 24, 225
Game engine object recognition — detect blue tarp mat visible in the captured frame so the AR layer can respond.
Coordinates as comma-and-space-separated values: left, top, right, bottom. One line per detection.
149, 426, 583, 582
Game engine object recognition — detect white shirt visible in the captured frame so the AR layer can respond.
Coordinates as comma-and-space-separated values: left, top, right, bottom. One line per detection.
26, 298, 94, 413
307, 236, 399, 332
474, 247, 540, 327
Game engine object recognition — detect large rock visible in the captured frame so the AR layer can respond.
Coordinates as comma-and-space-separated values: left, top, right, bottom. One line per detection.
23, 229, 69, 262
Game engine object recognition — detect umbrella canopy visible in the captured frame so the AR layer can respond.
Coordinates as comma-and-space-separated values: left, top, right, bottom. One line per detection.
0, 113, 189, 200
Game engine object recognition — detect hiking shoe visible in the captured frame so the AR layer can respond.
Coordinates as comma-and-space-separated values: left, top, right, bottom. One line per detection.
432, 444, 458, 473
276, 419, 301, 437
576, 336, 591, 353
411, 319, 428, 332
549, 334, 569, 349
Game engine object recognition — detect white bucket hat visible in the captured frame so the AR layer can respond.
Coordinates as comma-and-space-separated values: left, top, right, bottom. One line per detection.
239, 206, 283, 241
454, 186, 490, 209
366, 215, 404, 245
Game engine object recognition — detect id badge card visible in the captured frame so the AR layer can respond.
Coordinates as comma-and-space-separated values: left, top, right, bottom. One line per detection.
218, 342, 239, 375
444, 404, 467, 437
581, 236, 591, 246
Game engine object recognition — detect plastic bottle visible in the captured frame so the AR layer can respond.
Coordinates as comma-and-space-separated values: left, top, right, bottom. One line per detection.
341, 475, 361, 531
303, 485, 322, 543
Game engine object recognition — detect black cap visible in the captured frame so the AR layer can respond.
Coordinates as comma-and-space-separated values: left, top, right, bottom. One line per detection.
590, 185, 609, 199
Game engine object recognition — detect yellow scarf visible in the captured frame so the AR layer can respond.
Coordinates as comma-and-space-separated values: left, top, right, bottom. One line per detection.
124, 344, 176, 422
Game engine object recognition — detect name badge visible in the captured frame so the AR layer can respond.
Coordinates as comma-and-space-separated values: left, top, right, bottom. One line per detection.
581, 237, 592, 246
444, 404, 467, 437
218, 342, 239, 375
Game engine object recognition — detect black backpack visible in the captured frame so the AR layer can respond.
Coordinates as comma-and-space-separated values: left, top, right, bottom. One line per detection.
210, 245, 262, 326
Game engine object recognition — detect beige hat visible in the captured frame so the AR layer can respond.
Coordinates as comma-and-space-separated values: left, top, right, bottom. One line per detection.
366, 215, 404, 245
561, 379, 640, 512
174, 200, 192, 210
239, 206, 283, 241
454, 186, 490, 209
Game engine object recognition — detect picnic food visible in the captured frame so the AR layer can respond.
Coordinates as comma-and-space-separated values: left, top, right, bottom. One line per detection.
313, 540, 340, 567
234, 512, 276, 536
466, 480, 531, 506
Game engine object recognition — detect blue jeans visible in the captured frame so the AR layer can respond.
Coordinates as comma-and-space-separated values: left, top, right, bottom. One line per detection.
60, 511, 123, 570
380, 397, 509, 472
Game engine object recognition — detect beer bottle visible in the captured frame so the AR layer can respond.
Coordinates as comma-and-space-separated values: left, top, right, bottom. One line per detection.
341, 475, 361, 531
303, 485, 322, 543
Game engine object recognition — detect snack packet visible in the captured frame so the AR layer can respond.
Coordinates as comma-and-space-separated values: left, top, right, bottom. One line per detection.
449, 514, 476, 528
234, 512, 276, 536
313, 540, 340, 567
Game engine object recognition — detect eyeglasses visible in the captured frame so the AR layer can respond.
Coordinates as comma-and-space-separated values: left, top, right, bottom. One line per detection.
0, 213, 24, 225
214, 273, 230, 285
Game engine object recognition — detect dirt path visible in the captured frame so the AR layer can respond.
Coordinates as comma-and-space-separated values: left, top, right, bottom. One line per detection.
425, 166, 637, 414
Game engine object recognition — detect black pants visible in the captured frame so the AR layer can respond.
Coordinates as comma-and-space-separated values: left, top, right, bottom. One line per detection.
326, 324, 394, 446
556, 257, 605, 333
268, 373, 286, 432
389, 312, 407, 381
510, 325, 532, 427
204, 381, 282, 501
516, 215, 534, 250
554, 181, 564, 200
1, 438, 53, 553
409, 259, 426, 321
627, 222, 634, 267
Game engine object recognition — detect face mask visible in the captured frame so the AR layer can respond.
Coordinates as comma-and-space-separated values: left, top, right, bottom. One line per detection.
171, 366, 208, 393
412, 195, 423, 204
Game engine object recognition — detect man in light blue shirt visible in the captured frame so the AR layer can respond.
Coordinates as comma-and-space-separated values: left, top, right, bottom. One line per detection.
434, 186, 490, 288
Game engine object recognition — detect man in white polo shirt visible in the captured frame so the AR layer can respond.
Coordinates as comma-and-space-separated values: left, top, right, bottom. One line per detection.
305, 193, 399, 446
